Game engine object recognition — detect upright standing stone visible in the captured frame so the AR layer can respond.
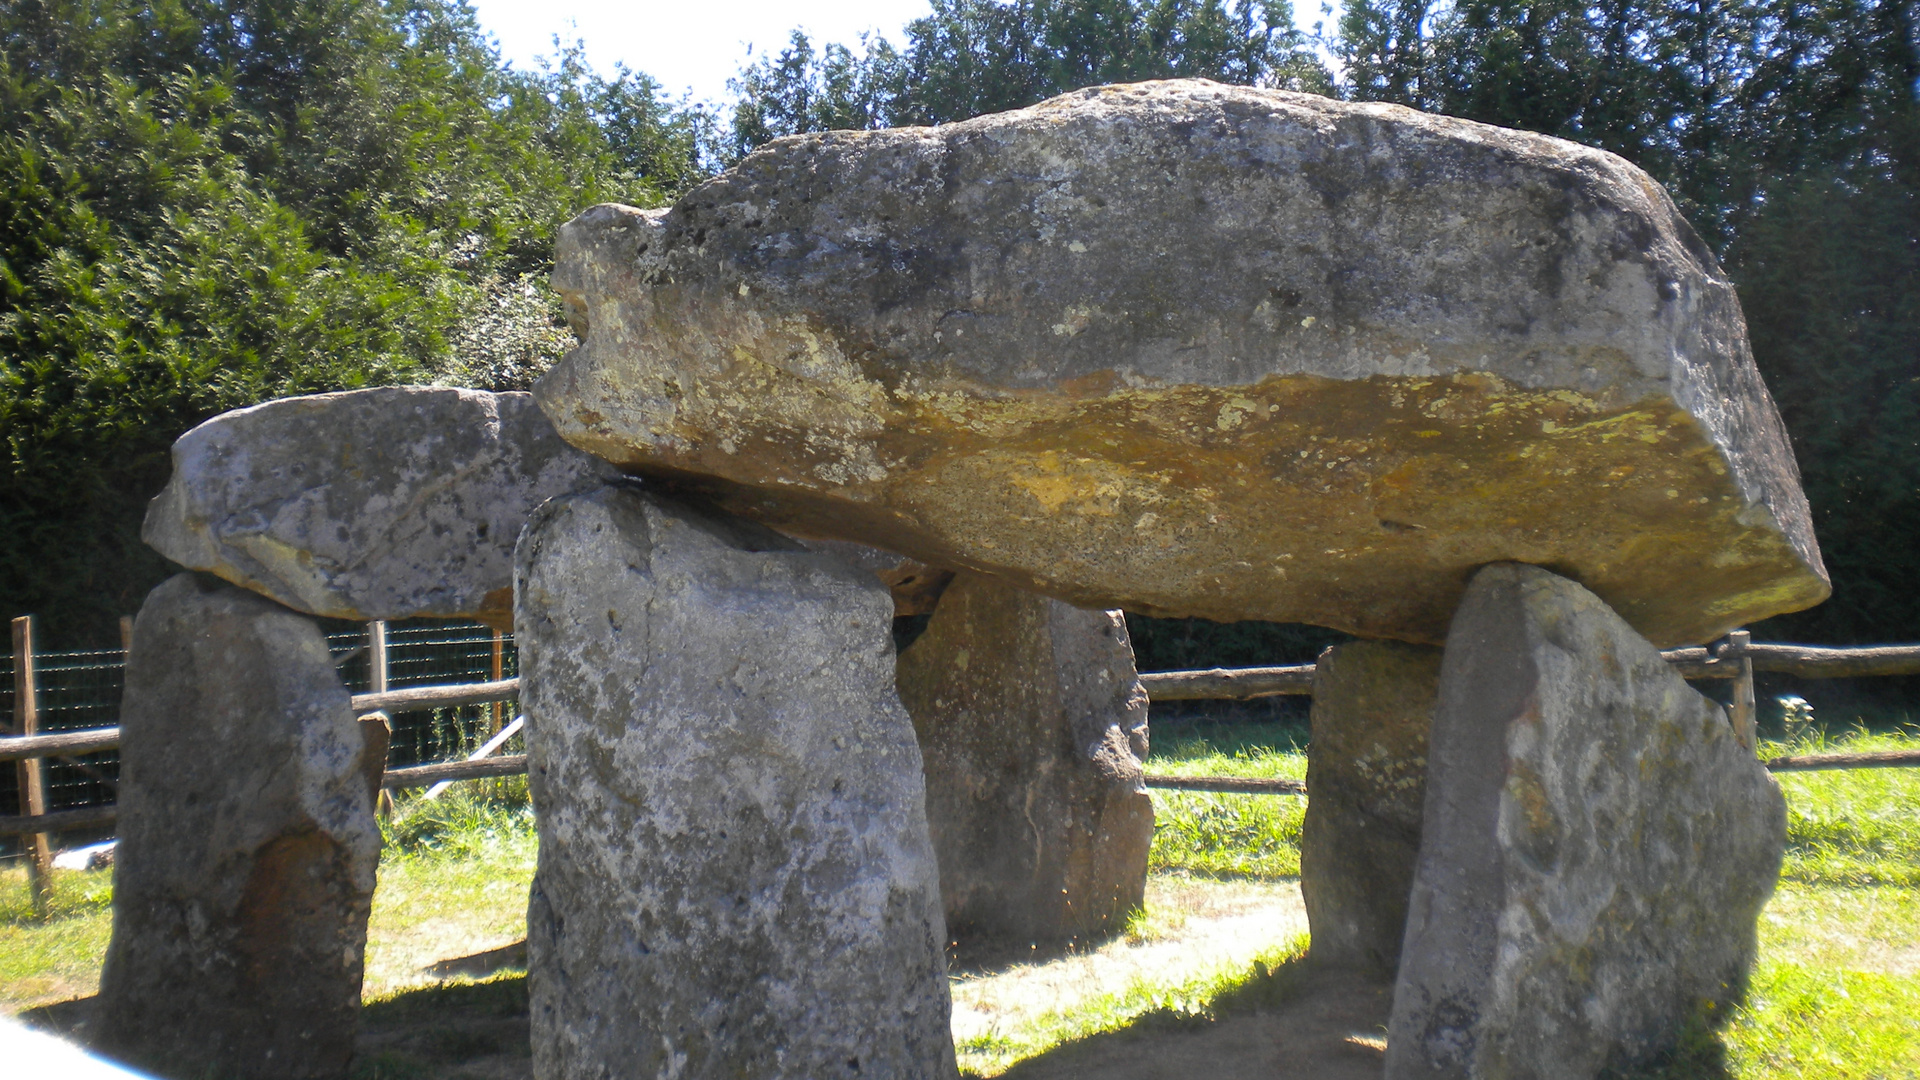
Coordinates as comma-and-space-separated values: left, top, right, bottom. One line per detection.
1386, 564, 1787, 1079
1301, 641, 1440, 977
896, 572, 1153, 947
95, 574, 383, 1080
516, 485, 957, 1079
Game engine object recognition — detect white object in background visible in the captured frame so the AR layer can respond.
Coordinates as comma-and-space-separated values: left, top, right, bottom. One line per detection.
1, 1016, 152, 1079
51, 840, 115, 871
421, 715, 527, 801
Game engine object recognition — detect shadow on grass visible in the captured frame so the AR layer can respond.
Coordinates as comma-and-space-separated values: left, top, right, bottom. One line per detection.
1606, 1002, 1736, 1080
356, 974, 531, 1080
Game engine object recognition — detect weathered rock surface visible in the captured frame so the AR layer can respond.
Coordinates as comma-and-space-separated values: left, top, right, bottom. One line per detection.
515, 484, 957, 1079
1386, 563, 1787, 1079
95, 574, 383, 1080
144, 386, 614, 625
541, 78, 1827, 648
1301, 640, 1439, 978
896, 571, 1153, 947
797, 536, 956, 615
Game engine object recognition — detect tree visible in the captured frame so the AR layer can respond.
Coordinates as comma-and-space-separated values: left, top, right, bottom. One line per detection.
729, 0, 1331, 153
0, 0, 715, 644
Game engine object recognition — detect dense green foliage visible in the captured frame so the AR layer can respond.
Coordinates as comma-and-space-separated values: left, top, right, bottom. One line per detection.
1334, 0, 1920, 649
2, 0, 1914, 657
729, 0, 1329, 154
0, 0, 708, 643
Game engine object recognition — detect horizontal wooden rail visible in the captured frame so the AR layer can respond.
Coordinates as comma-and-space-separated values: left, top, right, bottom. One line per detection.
1660, 642, 1920, 680
1660, 647, 1731, 679
352, 678, 519, 715
1745, 643, 1920, 679
12, 745, 1920, 835
0, 727, 119, 763
1764, 748, 1920, 771
382, 754, 528, 790
1141, 665, 1315, 700
1143, 775, 1306, 795
0, 804, 118, 836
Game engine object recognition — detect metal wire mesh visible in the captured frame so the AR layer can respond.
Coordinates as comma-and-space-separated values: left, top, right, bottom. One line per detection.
3, 621, 519, 828
328, 621, 520, 769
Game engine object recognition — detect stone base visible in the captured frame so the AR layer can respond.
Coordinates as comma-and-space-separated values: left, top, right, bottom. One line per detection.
1386, 564, 1787, 1079
896, 572, 1154, 948
516, 486, 957, 1079
94, 575, 382, 1080
1301, 641, 1440, 977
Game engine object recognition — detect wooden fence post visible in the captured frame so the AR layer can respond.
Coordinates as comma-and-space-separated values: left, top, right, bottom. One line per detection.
367, 621, 393, 818
1723, 629, 1756, 751
12, 616, 52, 916
368, 620, 389, 696
489, 629, 505, 737
119, 615, 135, 654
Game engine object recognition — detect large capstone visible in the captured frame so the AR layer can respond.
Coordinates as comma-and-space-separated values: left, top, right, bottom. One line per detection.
895, 571, 1153, 947
540, 79, 1826, 648
515, 484, 957, 1079
1385, 563, 1787, 1078
94, 574, 383, 1080
1301, 640, 1439, 978
144, 386, 614, 625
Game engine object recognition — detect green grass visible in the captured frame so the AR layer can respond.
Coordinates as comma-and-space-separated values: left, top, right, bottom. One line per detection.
1144, 721, 1308, 878
953, 934, 1314, 1075
363, 787, 539, 996
5, 723, 1920, 1077
1769, 727, 1920, 887
0, 866, 114, 1010
1134, 720, 1920, 1079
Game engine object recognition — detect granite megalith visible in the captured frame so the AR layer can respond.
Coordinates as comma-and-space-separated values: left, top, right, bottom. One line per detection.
1301, 640, 1440, 978
144, 385, 614, 626
895, 571, 1153, 948
515, 483, 957, 1079
1386, 563, 1787, 1079
540, 78, 1826, 648
95, 574, 384, 1080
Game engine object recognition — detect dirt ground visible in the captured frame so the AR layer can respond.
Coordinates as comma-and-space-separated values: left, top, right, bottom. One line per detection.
30, 877, 1386, 1079
997, 968, 1392, 1080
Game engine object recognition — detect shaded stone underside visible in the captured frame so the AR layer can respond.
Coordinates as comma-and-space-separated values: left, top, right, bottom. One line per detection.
595, 370, 1818, 647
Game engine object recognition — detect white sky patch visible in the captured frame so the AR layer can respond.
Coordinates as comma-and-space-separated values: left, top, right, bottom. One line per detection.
468, 0, 934, 107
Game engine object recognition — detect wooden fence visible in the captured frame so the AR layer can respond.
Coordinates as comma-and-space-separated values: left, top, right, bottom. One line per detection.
5, 633, 1917, 840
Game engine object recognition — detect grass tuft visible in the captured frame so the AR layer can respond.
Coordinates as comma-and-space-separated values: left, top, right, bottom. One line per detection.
1145, 721, 1307, 879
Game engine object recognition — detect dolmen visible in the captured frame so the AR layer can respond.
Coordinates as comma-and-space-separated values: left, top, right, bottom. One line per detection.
105, 77, 1820, 1080
100, 386, 614, 1077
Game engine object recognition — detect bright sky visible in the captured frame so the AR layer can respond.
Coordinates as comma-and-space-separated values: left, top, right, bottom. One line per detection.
468, 0, 934, 106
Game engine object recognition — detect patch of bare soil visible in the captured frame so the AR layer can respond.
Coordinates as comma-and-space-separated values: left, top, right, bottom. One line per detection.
998, 967, 1392, 1080
951, 875, 1310, 1055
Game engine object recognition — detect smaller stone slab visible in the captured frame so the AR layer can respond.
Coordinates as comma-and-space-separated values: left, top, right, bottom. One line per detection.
95, 574, 383, 1080
1386, 563, 1787, 1079
517, 485, 957, 1079
144, 385, 613, 624
1301, 640, 1440, 977
896, 571, 1154, 947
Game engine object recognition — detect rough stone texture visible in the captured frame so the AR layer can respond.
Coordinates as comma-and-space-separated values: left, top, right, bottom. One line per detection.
1301, 640, 1440, 978
94, 574, 383, 1080
798, 536, 956, 615
895, 571, 1153, 946
515, 484, 957, 1079
1386, 563, 1787, 1079
144, 385, 614, 625
541, 78, 1827, 648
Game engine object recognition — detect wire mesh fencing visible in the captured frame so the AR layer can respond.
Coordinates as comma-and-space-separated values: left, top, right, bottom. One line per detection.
3, 620, 519, 844
329, 621, 521, 769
